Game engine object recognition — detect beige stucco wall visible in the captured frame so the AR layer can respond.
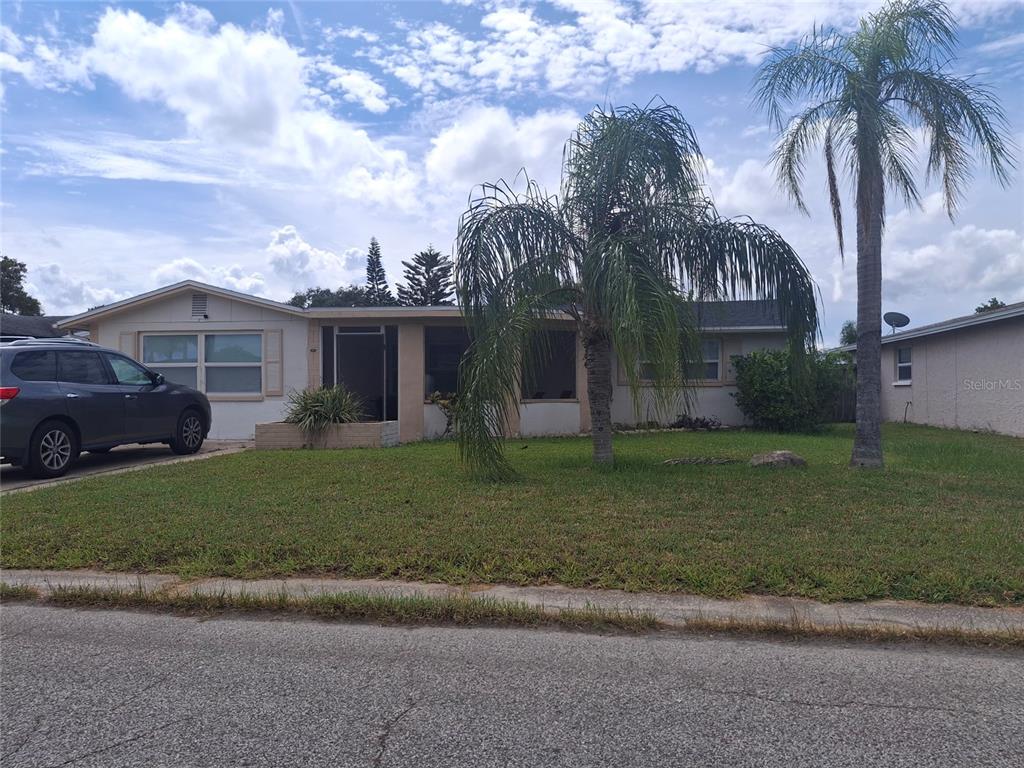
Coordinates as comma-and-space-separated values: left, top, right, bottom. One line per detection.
92, 291, 310, 440
608, 331, 789, 427
880, 317, 1023, 436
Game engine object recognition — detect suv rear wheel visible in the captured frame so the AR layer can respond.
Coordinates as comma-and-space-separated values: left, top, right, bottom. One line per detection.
170, 409, 204, 455
28, 420, 79, 478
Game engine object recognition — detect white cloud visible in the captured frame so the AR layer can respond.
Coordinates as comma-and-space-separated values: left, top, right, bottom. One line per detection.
265, 225, 363, 291
976, 31, 1024, 54
883, 225, 1024, 303
8, 6, 417, 204
26, 263, 127, 315
426, 106, 580, 195
317, 62, 392, 113
323, 25, 380, 44
377, 0, 1022, 100
710, 158, 794, 220
152, 258, 269, 295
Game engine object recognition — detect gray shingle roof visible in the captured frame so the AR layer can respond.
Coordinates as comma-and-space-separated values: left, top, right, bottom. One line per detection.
693, 300, 783, 329
0, 314, 69, 338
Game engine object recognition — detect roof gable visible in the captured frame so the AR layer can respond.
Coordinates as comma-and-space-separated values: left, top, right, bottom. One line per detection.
56, 280, 305, 328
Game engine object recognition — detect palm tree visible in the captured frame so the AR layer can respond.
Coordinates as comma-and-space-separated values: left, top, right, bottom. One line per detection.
453, 102, 819, 479
754, 0, 1013, 468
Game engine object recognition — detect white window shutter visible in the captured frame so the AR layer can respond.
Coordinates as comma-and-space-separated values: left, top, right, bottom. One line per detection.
264, 329, 283, 396
119, 331, 137, 359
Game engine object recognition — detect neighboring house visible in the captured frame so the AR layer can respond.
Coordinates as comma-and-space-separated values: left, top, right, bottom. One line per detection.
838, 302, 1023, 437
0, 313, 70, 341
57, 280, 789, 440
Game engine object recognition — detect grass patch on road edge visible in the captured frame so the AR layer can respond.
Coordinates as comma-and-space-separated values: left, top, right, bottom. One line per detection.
19, 584, 660, 633
0, 583, 41, 601
4, 582, 1021, 648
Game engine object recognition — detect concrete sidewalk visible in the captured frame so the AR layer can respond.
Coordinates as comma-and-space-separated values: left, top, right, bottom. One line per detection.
3, 569, 1022, 638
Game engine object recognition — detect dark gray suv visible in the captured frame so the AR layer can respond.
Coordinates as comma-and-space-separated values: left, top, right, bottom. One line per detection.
0, 339, 212, 478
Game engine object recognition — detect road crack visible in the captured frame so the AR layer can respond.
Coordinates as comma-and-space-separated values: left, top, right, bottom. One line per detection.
42, 717, 188, 768
372, 701, 418, 768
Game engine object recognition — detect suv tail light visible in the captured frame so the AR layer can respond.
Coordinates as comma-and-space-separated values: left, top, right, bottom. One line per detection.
0, 387, 20, 403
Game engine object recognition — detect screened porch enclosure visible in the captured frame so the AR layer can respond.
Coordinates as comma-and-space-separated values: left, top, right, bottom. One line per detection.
320, 325, 398, 421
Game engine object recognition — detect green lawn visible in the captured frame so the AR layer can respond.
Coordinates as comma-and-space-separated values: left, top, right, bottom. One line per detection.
2, 424, 1021, 606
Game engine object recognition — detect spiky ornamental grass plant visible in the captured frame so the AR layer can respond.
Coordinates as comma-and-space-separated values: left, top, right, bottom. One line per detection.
754, 0, 1014, 468
285, 386, 364, 434
453, 101, 819, 479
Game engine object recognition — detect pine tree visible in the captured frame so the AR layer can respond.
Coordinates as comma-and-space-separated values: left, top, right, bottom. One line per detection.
397, 246, 454, 306
364, 237, 395, 305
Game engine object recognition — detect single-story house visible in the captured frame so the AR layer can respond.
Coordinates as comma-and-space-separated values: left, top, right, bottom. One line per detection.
0, 313, 71, 341
839, 302, 1023, 437
56, 280, 790, 441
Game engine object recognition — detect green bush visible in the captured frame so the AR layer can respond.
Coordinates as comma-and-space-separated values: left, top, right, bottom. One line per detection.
285, 385, 364, 433
732, 349, 851, 432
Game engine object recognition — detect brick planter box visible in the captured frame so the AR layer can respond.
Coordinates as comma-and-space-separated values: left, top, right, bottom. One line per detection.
255, 421, 400, 450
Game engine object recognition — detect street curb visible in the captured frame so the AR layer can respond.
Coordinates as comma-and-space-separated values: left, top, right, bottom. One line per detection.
3, 569, 1022, 641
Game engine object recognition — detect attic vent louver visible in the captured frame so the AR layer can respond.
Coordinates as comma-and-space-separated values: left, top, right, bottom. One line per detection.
191, 292, 208, 317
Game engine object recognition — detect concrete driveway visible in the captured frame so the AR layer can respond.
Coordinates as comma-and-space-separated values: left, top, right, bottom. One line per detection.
0, 440, 249, 492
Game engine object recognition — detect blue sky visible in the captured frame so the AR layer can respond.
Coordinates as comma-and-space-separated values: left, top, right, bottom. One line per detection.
1, 0, 1022, 344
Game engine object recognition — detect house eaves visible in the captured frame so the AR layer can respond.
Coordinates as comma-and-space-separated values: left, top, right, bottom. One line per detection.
834, 301, 1024, 352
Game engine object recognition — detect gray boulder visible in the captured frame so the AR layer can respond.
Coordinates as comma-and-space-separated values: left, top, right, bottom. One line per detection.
750, 450, 807, 467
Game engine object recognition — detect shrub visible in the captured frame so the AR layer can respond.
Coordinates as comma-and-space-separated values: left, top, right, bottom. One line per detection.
285, 385, 364, 433
670, 413, 722, 430
732, 349, 850, 432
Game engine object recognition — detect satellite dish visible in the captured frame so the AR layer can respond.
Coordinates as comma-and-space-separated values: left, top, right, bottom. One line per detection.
883, 311, 910, 335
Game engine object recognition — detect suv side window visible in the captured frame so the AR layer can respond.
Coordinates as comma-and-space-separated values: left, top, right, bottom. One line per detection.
11, 350, 58, 381
58, 351, 112, 385
105, 354, 152, 385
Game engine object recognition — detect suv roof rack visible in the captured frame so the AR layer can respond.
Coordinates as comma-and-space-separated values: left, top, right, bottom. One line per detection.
4, 337, 99, 347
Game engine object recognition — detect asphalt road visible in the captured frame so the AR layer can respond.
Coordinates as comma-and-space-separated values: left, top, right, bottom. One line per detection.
2, 605, 1022, 767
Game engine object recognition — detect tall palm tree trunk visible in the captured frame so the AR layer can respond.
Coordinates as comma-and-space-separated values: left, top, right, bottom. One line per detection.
851, 154, 885, 468
583, 324, 614, 465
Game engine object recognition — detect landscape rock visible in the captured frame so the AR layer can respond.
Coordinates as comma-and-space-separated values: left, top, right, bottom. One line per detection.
749, 451, 807, 467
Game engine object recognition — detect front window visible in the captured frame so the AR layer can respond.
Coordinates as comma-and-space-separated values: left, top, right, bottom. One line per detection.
143, 334, 198, 388
142, 332, 262, 395
896, 347, 912, 382
425, 327, 470, 397
205, 334, 262, 394
522, 331, 576, 400
699, 339, 721, 381
681, 338, 722, 381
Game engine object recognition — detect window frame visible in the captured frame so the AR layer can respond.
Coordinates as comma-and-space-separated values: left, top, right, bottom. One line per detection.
696, 338, 722, 383
895, 346, 912, 385
203, 333, 263, 397
629, 336, 725, 387
141, 331, 264, 400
